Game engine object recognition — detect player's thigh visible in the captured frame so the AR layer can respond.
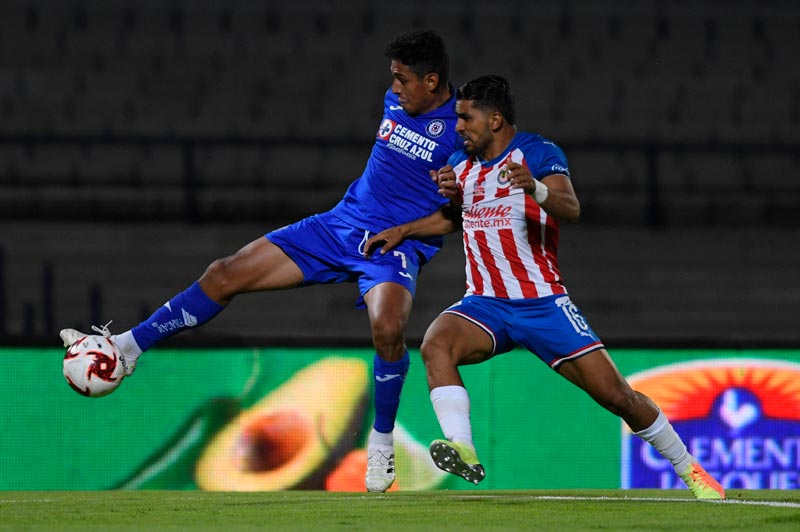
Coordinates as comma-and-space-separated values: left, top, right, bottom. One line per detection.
203, 236, 304, 294
556, 348, 632, 401
421, 312, 495, 367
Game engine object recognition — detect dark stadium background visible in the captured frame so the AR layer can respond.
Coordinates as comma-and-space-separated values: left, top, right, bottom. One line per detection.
1, 0, 798, 349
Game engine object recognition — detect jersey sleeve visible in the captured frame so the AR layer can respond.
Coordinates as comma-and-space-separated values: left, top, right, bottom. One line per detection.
528, 138, 571, 180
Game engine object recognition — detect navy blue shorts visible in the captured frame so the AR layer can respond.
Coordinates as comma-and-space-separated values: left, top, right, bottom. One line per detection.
266, 212, 440, 308
442, 294, 604, 368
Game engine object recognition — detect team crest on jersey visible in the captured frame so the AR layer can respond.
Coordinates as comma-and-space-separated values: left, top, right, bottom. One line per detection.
497, 165, 511, 188
377, 118, 396, 140
426, 119, 446, 138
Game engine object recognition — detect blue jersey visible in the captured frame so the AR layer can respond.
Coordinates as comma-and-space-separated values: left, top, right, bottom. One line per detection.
329, 88, 460, 240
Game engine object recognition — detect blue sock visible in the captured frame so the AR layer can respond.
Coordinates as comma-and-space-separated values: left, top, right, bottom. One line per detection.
130, 281, 224, 352
372, 351, 410, 434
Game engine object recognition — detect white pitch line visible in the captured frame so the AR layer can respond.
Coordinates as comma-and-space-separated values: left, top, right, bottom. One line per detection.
2, 494, 799, 509
191, 493, 800, 509
458, 494, 800, 508
0, 499, 55, 504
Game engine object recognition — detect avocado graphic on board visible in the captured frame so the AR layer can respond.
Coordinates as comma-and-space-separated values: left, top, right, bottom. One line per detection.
195, 356, 369, 490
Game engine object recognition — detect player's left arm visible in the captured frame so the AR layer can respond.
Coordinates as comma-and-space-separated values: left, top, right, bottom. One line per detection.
363, 204, 461, 257
507, 161, 580, 223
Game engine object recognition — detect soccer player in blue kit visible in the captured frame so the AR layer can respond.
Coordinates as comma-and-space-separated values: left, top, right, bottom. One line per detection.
60, 29, 460, 493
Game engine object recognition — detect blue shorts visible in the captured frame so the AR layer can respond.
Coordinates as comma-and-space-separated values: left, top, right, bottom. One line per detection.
266, 211, 441, 308
442, 294, 604, 368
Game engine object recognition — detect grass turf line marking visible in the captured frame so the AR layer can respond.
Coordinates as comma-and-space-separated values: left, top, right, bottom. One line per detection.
3, 494, 799, 510
0, 499, 55, 504
459, 495, 800, 508
164, 493, 800, 509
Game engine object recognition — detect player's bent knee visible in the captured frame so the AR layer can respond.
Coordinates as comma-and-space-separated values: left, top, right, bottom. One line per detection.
199, 257, 240, 301
370, 321, 406, 360
420, 337, 456, 368
371, 320, 403, 344
419, 337, 440, 361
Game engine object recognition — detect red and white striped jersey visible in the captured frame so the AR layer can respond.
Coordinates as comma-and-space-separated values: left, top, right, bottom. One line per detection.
450, 132, 571, 299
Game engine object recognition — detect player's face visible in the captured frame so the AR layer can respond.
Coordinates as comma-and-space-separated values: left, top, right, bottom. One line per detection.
389, 60, 437, 116
455, 100, 494, 156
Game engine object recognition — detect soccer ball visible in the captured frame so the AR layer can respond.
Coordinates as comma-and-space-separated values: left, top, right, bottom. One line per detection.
63, 335, 126, 397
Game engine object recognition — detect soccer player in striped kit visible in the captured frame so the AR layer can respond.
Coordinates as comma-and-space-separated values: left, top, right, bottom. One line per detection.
60, 29, 460, 493
364, 75, 725, 499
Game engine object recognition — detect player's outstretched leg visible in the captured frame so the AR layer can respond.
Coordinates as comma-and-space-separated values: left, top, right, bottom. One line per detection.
429, 439, 485, 484
59, 281, 225, 377
557, 350, 725, 500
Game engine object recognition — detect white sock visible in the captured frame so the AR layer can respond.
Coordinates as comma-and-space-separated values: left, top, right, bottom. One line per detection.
111, 330, 143, 363
634, 410, 694, 473
368, 427, 393, 448
430, 385, 474, 448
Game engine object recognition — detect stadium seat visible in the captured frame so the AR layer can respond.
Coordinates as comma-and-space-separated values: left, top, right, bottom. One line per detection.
2, 0, 799, 344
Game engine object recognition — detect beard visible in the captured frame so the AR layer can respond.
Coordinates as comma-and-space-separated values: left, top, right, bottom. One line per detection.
460, 128, 493, 156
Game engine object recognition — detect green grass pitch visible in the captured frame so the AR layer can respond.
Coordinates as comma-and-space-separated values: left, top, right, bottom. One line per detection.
1, 490, 800, 531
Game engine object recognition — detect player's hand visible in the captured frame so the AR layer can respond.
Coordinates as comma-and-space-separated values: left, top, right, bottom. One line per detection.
507, 162, 538, 194
430, 165, 458, 199
364, 227, 405, 257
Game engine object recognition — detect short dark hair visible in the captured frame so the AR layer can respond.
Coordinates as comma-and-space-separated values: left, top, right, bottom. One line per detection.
384, 29, 449, 87
456, 75, 516, 126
